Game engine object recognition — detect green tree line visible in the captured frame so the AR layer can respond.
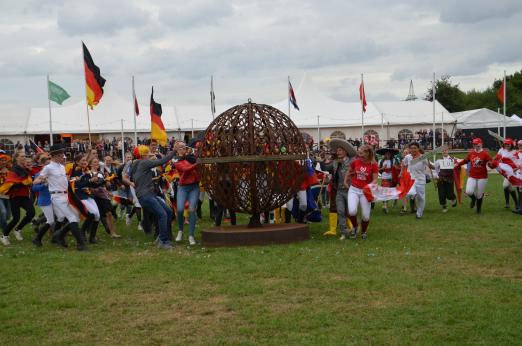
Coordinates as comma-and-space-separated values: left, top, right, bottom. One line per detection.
424, 69, 522, 116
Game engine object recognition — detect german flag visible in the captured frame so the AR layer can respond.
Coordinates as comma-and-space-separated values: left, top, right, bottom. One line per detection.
150, 87, 167, 146
83, 42, 106, 109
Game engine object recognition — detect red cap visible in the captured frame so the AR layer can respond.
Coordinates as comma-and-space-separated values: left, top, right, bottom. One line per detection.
504, 138, 514, 146
472, 138, 482, 145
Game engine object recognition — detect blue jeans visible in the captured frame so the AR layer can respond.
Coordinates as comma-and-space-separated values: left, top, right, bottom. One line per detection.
177, 183, 200, 236
138, 194, 173, 243
0, 198, 11, 231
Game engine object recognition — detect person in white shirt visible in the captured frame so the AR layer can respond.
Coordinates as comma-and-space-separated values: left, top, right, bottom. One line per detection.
433, 146, 458, 212
496, 138, 518, 209
35, 143, 87, 251
402, 143, 433, 219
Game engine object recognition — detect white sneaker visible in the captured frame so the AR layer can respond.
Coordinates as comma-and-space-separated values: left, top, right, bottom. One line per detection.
175, 231, 183, 242
14, 230, 23, 241
137, 223, 143, 231
0, 235, 10, 245
125, 214, 131, 226
188, 236, 196, 246
339, 235, 346, 241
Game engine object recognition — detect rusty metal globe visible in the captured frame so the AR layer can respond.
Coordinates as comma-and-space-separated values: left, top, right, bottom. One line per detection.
199, 101, 307, 227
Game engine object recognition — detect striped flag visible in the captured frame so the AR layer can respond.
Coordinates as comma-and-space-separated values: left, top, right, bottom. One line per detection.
288, 80, 299, 111
150, 87, 167, 146
82, 42, 106, 109
29, 139, 44, 154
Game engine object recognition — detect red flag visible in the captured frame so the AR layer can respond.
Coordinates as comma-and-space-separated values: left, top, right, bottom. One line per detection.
134, 94, 140, 116
497, 80, 505, 104
359, 82, 367, 113
29, 139, 44, 154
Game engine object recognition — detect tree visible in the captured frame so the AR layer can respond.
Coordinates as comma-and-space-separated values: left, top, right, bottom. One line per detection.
424, 75, 466, 112
424, 70, 522, 116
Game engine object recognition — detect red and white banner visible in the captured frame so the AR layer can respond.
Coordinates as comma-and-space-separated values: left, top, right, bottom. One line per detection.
496, 162, 522, 187
363, 170, 415, 202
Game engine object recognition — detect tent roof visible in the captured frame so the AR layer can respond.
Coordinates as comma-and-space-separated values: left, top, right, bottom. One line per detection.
451, 108, 521, 129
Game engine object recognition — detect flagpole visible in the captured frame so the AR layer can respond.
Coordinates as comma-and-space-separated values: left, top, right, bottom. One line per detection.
288, 76, 291, 119
191, 118, 194, 138
441, 111, 444, 147
81, 42, 92, 144
132, 75, 137, 146
497, 107, 501, 134
360, 73, 365, 141
317, 115, 320, 150
432, 72, 436, 156
46, 74, 54, 146
380, 112, 384, 147
503, 70, 506, 137
121, 119, 125, 163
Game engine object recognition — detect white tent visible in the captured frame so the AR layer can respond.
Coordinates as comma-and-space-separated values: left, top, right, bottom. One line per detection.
451, 108, 522, 129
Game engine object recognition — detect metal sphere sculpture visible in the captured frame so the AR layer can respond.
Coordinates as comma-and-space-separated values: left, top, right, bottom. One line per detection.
199, 100, 307, 227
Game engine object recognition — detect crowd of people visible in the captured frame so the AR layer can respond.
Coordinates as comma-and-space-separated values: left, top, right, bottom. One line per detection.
0, 134, 521, 250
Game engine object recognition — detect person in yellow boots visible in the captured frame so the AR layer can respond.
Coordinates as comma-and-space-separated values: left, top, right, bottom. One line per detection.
319, 138, 357, 237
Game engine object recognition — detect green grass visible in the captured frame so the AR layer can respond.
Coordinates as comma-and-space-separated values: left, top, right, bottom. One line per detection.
1, 174, 521, 345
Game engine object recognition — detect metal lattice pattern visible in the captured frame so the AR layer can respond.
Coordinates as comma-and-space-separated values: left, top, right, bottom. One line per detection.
199, 101, 307, 223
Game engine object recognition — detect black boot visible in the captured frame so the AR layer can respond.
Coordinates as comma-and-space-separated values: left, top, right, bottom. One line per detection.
409, 198, 416, 213
510, 190, 518, 209
89, 221, 99, 244
470, 195, 476, 208
69, 222, 87, 251
81, 214, 94, 240
51, 222, 69, 248
32, 223, 50, 247
197, 200, 203, 219
296, 209, 305, 224
504, 188, 510, 208
476, 198, 483, 214
284, 208, 292, 223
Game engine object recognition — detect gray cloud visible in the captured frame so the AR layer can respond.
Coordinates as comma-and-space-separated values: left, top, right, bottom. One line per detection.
0, 0, 521, 112
57, 1, 151, 35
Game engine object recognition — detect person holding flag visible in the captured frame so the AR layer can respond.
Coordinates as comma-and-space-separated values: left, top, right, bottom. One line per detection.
0, 151, 35, 245
33, 143, 87, 251
495, 138, 518, 209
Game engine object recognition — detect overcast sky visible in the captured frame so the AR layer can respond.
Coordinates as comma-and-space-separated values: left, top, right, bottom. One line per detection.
1, 0, 521, 113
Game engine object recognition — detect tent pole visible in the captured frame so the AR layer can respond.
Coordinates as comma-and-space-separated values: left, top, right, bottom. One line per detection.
121, 119, 125, 163
432, 72, 436, 160
317, 115, 320, 150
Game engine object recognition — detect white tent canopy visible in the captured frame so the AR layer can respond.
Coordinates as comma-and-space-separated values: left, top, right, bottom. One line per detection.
451, 108, 521, 130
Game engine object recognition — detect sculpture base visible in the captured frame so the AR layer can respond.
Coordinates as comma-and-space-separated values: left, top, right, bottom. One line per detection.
201, 223, 310, 247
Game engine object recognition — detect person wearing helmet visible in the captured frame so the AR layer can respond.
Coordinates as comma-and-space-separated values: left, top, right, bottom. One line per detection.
456, 138, 493, 213
495, 138, 518, 209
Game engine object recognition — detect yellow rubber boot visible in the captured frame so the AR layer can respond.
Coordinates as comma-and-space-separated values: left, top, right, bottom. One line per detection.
274, 208, 282, 224
346, 218, 353, 230
323, 213, 338, 236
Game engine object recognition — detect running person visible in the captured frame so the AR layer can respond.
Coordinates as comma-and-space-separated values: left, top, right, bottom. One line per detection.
456, 138, 493, 214
495, 138, 518, 209
343, 144, 378, 240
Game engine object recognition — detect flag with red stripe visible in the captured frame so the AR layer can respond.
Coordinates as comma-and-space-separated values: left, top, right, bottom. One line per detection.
150, 87, 167, 146
359, 81, 367, 113
363, 170, 415, 202
82, 42, 106, 109
497, 79, 505, 104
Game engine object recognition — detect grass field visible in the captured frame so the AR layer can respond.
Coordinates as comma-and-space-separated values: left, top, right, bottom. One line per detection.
1, 174, 521, 345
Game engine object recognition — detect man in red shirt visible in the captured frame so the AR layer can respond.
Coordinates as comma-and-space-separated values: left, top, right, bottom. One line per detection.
456, 138, 493, 213
343, 144, 379, 240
